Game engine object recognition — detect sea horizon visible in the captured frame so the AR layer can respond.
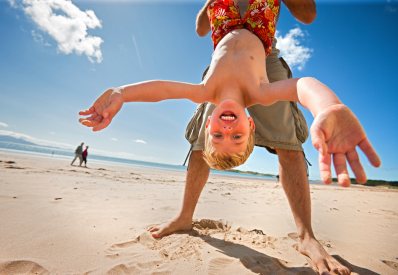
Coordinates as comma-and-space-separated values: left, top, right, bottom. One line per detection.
0, 141, 289, 182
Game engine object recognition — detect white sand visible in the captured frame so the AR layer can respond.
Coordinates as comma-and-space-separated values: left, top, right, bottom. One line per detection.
0, 152, 397, 274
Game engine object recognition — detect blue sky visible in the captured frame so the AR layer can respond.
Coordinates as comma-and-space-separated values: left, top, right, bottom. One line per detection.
0, 0, 397, 181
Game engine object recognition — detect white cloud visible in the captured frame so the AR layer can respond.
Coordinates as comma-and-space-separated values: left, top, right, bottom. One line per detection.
31, 30, 51, 46
111, 138, 117, 141
133, 139, 146, 144
0, 122, 9, 127
50, 132, 55, 134
7, 0, 17, 8
32, 30, 43, 43
275, 27, 313, 71
22, 0, 104, 63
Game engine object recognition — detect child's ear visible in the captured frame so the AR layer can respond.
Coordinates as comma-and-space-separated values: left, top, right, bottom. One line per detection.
248, 117, 255, 131
206, 116, 211, 128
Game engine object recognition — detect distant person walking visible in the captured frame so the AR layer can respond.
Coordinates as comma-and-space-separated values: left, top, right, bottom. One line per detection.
71, 142, 84, 166
276, 175, 279, 183
82, 146, 89, 167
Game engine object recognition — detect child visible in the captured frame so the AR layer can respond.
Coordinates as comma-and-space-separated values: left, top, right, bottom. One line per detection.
79, 0, 380, 185
82, 146, 89, 167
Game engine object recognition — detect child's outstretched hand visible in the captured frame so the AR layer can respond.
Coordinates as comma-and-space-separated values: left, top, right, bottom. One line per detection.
310, 104, 381, 187
79, 88, 123, 131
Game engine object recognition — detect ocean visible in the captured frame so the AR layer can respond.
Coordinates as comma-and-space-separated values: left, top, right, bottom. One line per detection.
0, 141, 279, 181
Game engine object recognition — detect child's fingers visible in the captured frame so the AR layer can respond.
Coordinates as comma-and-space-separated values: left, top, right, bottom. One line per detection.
79, 112, 97, 123
93, 117, 111, 131
88, 112, 99, 120
79, 106, 95, 116
358, 138, 381, 168
103, 100, 121, 118
80, 115, 103, 127
82, 120, 100, 127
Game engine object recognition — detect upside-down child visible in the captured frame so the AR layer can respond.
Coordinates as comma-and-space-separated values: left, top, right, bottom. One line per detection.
79, 0, 380, 186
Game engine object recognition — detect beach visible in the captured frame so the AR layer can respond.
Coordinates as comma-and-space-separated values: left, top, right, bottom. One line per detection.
0, 152, 397, 275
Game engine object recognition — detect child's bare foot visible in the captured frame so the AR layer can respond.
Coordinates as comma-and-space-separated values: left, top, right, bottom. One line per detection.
296, 236, 350, 275
147, 216, 193, 238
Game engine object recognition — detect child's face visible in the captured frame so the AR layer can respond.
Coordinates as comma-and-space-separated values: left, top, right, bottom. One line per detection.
206, 99, 255, 154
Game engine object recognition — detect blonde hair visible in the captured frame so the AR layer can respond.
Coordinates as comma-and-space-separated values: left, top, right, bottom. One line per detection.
203, 127, 255, 171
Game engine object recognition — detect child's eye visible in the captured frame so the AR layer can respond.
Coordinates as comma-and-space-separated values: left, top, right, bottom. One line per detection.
233, 135, 242, 139
213, 134, 222, 138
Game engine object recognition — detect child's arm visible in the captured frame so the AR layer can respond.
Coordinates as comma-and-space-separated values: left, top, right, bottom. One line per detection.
79, 80, 204, 131
258, 77, 341, 118
257, 78, 381, 187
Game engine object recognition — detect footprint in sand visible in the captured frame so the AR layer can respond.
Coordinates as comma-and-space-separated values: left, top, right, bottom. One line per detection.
105, 240, 139, 259
105, 262, 171, 275
105, 263, 148, 275
0, 260, 49, 275
287, 232, 298, 241
4, 166, 25, 169
208, 258, 252, 275
193, 219, 232, 230
208, 255, 310, 275
105, 232, 156, 259
382, 260, 398, 271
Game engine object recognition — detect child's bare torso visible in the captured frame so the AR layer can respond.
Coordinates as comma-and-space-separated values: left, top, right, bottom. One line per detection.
202, 29, 269, 104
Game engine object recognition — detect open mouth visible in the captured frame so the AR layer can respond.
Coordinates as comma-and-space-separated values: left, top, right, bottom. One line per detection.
220, 111, 237, 121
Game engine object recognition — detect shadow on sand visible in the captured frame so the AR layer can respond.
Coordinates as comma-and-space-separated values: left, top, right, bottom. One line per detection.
183, 230, 380, 275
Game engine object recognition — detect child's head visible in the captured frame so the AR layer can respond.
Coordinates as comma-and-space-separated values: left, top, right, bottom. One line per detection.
86, 146, 89, 149
203, 99, 255, 170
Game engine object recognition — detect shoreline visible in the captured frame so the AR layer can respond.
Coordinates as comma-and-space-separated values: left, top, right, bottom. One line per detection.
0, 147, 295, 183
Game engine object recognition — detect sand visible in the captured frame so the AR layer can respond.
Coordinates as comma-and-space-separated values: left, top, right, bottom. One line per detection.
0, 152, 397, 275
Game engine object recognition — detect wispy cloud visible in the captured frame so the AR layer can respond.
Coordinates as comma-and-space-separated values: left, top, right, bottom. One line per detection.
132, 35, 143, 69
50, 132, 55, 134
0, 122, 9, 127
20, 0, 104, 63
133, 139, 146, 144
275, 27, 313, 71
7, 0, 17, 8
386, 0, 397, 13
31, 30, 51, 46
111, 138, 118, 141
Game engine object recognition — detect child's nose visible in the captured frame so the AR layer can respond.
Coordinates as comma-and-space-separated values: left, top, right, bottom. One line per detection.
223, 126, 232, 131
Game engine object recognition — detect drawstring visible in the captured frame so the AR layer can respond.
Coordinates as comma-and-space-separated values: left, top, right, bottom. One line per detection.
303, 151, 312, 177
183, 144, 193, 168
